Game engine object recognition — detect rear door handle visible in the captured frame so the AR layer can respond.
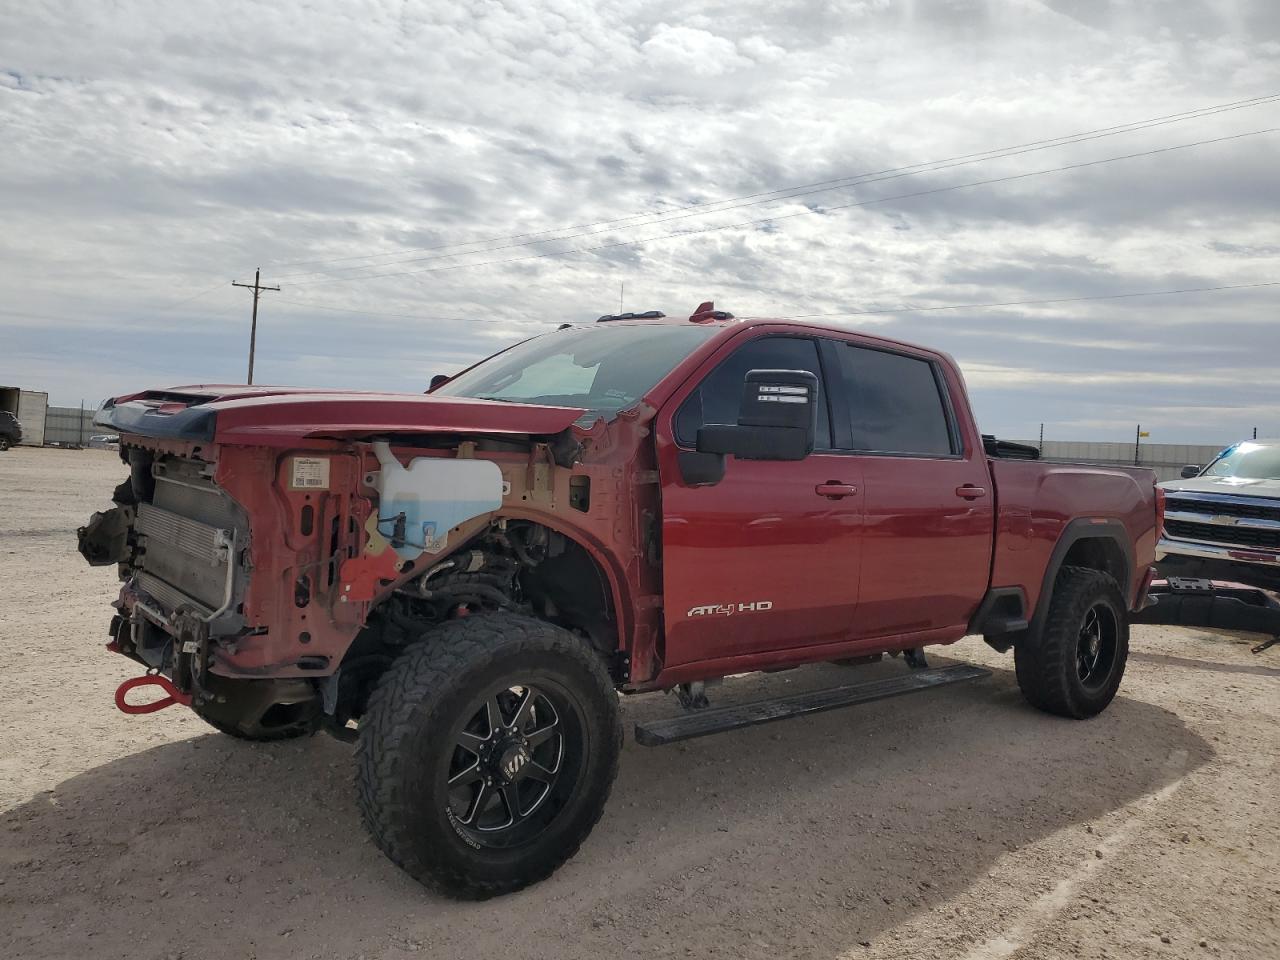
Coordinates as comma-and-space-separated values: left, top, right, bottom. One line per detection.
816, 482, 858, 499
956, 485, 987, 500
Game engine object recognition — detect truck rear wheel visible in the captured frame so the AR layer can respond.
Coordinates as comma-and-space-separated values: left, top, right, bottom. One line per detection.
356, 612, 622, 899
1015, 566, 1128, 719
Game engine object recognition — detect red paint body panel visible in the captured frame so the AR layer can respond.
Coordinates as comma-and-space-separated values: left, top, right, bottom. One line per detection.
659, 452, 866, 663
988, 459, 1160, 613
853, 453, 994, 638
208, 393, 585, 445
852, 352, 994, 639
96, 316, 1159, 691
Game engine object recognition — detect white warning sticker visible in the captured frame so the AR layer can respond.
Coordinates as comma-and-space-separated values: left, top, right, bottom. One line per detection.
290, 457, 331, 490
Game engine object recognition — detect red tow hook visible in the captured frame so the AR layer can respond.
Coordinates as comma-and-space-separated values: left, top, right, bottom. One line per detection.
115, 675, 193, 715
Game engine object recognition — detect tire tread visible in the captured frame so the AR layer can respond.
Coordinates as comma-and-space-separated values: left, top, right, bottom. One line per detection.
1015, 565, 1128, 719
355, 612, 621, 899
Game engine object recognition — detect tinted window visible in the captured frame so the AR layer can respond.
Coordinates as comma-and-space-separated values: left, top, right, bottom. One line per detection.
675, 336, 831, 448
839, 346, 954, 456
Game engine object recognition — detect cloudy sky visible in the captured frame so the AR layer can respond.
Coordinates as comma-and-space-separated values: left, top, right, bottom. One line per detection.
2, 0, 1278, 442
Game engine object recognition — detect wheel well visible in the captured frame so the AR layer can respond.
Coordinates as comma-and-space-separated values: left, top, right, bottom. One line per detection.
515, 524, 616, 654
1024, 525, 1134, 643
333, 521, 617, 724
1059, 536, 1127, 589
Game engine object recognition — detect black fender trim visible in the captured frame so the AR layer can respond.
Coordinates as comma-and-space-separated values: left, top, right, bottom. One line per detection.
1030, 518, 1134, 637
968, 587, 1029, 635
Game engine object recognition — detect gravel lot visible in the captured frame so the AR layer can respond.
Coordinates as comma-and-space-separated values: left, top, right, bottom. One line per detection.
1, 445, 1276, 960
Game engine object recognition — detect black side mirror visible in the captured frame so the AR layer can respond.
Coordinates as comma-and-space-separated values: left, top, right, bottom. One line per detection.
427, 374, 450, 393
1180, 464, 1202, 479
696, 369, 818, 462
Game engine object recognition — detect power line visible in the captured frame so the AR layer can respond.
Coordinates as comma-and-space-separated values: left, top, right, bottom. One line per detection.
152, 280, 232, 312
278, 279, 1276, 334
269, 92, 1280, 278
272, 296, 543, 326
0, 300, 244, 327
283, 126, 1280, 288
755, 280, 1280, 320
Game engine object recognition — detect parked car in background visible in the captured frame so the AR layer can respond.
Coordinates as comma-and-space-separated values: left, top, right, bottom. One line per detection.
1157, 439, 1280, 592
87, 434, 120, 450
0, 410, 22, 450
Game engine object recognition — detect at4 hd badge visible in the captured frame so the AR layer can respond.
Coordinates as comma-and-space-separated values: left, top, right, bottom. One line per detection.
687, 601, 774, 618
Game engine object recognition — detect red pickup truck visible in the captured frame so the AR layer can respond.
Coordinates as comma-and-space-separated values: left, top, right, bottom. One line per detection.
79, 304, 1160, 898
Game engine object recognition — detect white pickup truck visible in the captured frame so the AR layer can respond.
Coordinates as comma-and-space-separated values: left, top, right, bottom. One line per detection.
1157, 439, 1280, 594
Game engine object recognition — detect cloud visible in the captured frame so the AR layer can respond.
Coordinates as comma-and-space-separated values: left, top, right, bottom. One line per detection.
640, 24, 750, 76
0, 0, 1277, 443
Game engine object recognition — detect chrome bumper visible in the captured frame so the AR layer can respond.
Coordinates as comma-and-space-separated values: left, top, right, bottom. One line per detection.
1157, 537, 1280, 566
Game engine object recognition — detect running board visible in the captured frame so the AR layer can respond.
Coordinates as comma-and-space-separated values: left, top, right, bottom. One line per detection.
634, 663, 991, 747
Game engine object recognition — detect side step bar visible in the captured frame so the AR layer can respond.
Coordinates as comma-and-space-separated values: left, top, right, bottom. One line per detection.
634, 663, 991, 747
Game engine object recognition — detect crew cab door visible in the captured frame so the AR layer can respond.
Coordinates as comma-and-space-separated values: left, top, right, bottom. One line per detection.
655, 333, 863, 667
826, 340, 994, 639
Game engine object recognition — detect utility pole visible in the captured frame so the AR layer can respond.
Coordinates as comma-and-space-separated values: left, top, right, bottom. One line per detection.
231, 268, 280, 385
1038, 422, 1044, 454
619, 282, 625, 315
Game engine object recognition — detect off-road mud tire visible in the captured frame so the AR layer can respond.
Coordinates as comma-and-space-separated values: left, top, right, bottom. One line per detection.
356, 612, 622, 899
1015, 565, 1128, 719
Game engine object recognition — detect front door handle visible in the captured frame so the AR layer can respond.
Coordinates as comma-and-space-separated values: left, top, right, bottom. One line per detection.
956, 484, 987, 500
816, 481, 858, 499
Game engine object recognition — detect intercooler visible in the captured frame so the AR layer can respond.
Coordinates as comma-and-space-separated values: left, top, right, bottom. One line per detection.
133, 461, 245, 630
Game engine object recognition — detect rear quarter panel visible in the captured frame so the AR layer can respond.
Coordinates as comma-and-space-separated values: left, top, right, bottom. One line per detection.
990, 460, 1158, 615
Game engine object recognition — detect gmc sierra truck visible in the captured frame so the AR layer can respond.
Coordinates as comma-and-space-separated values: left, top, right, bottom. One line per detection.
78, 303, 1160, 898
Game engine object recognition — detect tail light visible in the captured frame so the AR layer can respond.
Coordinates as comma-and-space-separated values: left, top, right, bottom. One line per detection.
1155, 485, 1166, 535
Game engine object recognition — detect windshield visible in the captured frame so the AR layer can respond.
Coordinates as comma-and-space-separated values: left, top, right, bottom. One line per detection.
433, 322, 717, 415
1202, 442, 1280, 480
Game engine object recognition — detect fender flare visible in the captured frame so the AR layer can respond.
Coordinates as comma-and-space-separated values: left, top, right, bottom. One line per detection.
1029, 518, 1134, 636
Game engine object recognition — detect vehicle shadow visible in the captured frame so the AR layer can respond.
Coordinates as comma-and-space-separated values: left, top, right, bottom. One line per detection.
1129, 649, 1280, 678
1, 656, 1212, 960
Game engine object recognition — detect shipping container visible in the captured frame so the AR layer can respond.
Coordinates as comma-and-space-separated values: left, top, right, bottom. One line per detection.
0, 386, 48, 446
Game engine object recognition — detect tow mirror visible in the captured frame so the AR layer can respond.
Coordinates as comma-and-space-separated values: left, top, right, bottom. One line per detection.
1180, 464, 1202, 479
696, 369, 817, 462
427, 374, 450, 393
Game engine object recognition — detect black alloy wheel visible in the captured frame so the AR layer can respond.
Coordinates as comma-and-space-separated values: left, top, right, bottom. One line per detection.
356, 612, 622, 898
444, 682, 576, 846
1015, 565, 1129, 719
1076, 602, 1119, 690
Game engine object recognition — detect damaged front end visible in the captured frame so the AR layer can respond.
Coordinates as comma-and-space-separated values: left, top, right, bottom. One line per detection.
76, 381, 643, 739
79, 444, 322, 736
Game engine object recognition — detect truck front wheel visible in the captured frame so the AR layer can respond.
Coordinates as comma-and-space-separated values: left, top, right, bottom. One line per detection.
1014, 566, 1128, 719
355, 612, 622, 899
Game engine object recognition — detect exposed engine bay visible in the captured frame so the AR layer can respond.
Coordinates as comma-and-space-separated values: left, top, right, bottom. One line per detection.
78, 443, 616, 739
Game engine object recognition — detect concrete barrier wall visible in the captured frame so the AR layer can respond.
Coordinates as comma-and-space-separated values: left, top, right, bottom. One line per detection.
1019, 440, 1230, 482
43, 406, 98, 446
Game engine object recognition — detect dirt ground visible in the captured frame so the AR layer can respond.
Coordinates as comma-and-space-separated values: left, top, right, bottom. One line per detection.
0, 445, 1276, 960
